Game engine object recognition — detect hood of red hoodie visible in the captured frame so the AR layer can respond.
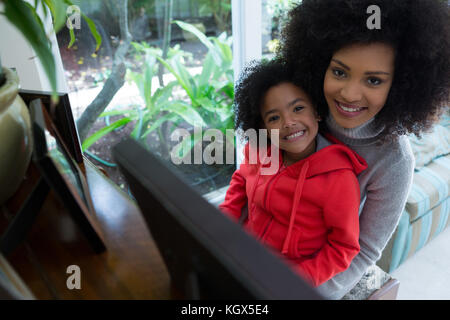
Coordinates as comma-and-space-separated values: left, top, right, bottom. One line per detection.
284, 143, 367, 178
253, 133, 367, 177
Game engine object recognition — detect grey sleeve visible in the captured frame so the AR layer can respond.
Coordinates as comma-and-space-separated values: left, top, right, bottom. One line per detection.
315, 143, 415, 300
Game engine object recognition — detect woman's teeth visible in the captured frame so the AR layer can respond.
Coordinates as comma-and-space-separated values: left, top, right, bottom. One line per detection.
285, 131, 305, 140
338, 102, 364, 112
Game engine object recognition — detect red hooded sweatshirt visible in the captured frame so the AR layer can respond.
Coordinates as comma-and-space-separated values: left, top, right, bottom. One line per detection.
219, 133, 367, 287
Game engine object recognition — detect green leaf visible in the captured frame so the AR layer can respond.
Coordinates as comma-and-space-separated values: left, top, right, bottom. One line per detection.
163, 101, 206, 127
82, 13, 102, 52
169, 55, 198, 100
196, 97, 217, 113
42, 0, 67, 32
68, 26, 76, 48
216, 108, 233, 123
143, 54, 156, 108
141, 113, 177, 138
152, 81, 176, 107
128, 70, 144, 96
198, 53, 216, 88
24, 2, 45, 32
99, 107, 138, 117
154, 55, 196, 103
212, 38, 233, 64
218, 82, 235, 100
173, 20, 222, 65
82, 117, 132, 150
131, 41, 146, 52
130, 107, 144, 139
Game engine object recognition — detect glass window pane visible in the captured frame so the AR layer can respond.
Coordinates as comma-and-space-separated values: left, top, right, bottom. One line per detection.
57, 0, 234, 197
262, 0, 302, 59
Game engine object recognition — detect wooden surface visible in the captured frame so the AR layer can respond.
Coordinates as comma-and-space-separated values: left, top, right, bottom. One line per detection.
367, 279, 400, 300
0, 158, 172, 299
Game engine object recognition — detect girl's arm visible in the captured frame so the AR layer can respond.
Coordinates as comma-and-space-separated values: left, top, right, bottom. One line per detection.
294, 170, 361, 287
219, 168, 248, 221
315, 143, 414, 299
219, 144, 251, 221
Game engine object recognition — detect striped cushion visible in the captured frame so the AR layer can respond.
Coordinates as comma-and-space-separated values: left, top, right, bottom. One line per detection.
387, 197, 450, 272
405, 155, 450, 221
408, 124, 450, 169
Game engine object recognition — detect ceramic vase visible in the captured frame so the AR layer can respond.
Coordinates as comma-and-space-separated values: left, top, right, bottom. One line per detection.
0, 67, 33, 205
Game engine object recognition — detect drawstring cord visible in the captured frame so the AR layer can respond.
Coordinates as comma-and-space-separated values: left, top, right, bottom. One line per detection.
282, 161, 309, 254
247, 165, 262, 222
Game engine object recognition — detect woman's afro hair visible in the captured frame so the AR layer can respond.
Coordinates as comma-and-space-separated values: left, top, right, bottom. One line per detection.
234, 59, 314, 135
279, 0, 450, 141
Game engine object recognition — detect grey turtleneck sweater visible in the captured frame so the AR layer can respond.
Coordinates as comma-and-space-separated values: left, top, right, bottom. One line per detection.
314, 116, 415, 300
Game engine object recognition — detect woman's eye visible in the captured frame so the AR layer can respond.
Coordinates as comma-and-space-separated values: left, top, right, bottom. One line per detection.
294, 106, 304, 112
332, 68, 346, 78
367, 77, 382, 86
268, 115, 279, 122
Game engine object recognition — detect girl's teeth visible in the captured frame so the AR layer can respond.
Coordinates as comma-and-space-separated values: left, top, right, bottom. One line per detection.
339, 102, 363, 112
286, 131, 305, 140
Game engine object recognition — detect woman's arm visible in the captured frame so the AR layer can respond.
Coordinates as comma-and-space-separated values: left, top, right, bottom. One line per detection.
315, 145, 414, 299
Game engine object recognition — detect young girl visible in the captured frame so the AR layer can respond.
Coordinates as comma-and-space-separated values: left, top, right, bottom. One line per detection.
219, 60, 368, 287
280, 0, 449, 298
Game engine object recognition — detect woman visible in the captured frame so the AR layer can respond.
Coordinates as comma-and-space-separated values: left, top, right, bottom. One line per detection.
279, 0, 450, 299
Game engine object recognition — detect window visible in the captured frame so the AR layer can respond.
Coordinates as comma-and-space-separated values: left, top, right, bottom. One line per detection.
57, 0, 235, 197
261, 0, 302, 59
261, 0, 301, 58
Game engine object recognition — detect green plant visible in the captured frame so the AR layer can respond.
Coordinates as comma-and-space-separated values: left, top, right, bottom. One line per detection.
158, 20, 234, 128
83, 20, 235, 159
81, 43, 206, 152
151, 20, 235, 157
0, 0, 100, 100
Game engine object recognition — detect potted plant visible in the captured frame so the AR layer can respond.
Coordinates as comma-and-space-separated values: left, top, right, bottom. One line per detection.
0, 0, 100, 204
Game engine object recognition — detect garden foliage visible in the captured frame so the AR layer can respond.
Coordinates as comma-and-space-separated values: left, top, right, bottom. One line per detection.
83, 20, 235, 159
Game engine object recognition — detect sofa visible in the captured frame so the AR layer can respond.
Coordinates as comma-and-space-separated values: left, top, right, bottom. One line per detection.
377, 110, 450, 273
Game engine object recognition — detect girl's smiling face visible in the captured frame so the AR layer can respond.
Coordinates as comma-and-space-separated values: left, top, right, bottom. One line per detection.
323, 42, 395, 128
261, 82, 320, 164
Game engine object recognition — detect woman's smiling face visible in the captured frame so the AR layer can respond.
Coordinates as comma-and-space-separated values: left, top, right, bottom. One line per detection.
323, 42, 395, 128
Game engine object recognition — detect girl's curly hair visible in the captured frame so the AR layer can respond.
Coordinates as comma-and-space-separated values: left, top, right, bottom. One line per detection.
234, 59, 315, 136
279, 0, 450, 141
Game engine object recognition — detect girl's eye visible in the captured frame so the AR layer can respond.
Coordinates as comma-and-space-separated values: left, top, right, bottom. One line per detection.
367, 77, 383, 86
268, 115, 279, 122
332, 68, 346, 78
294, 106, 304, 112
